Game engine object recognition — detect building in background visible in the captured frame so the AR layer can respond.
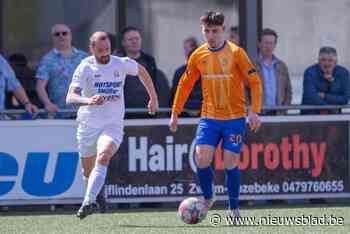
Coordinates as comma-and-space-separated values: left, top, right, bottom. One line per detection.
1, 0, 350, 104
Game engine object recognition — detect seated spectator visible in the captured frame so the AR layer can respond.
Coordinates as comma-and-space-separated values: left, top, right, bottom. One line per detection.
36, 24, 88, 118
228, 26, 239, 45
170, 37, 202, 117
301, 46, 350, 114
119, 26, 159, 118
0, 54, 38, 119
255, 28, 292, 115
6, 53, 42, 109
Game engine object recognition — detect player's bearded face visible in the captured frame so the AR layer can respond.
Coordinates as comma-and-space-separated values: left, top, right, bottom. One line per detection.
93, 35, 111, 58
202, 24, 225, 48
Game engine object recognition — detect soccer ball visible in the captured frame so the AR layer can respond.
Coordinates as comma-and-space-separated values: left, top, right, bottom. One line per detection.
178, 197, 208, 224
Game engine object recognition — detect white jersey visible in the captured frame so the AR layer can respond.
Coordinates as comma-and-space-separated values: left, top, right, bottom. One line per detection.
69, 55, 138, 128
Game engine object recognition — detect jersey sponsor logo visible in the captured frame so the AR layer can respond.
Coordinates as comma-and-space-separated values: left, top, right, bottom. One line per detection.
93, 81, 122, 102
94, 81, 122, 88
103, 95, 120, 101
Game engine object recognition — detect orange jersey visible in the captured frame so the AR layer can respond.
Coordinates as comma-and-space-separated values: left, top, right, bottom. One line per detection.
172, 41, 262, 120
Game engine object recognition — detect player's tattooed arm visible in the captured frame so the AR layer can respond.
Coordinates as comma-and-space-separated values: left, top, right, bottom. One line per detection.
66, 87, 105, 106
66, 86, 90, 106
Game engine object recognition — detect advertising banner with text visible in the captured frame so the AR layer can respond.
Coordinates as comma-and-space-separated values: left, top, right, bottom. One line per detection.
0, 116, 349, 205
106, 116, 350, 202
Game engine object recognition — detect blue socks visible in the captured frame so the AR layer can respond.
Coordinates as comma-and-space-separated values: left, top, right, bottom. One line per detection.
225, 167, 240, 209
196, 166, 214, 200
196, 165, 240, 209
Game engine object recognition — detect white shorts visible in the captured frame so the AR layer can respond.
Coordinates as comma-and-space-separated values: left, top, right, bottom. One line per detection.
77, 123, 124, 157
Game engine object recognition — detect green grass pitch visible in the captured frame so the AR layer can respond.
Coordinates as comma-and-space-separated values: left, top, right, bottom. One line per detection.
1, 204, 349, 234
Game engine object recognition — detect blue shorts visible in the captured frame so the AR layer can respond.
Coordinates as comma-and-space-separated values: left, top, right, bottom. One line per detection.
195, 118, 246, 154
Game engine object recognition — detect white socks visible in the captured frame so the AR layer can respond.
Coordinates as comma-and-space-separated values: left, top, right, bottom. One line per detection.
83, 176, 88, 187
83, 163, 107, 205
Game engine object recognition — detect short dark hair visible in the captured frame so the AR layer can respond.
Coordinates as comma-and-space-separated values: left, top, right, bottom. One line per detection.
121, 26, 141, 39
259, 28, 278, 43
319, 46, 337, 56
200, 11, 225, 26
184, 36, 198, 48
8, 53, 28, 66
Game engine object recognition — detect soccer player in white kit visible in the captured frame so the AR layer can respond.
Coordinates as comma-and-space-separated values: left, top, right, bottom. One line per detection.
66, 31, 159, 219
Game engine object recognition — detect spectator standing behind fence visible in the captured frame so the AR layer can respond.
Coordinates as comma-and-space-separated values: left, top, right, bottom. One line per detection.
0, 54, 38, 119
36, 24, 88, 118
170, 37, 202, 117
6, 53, 42, 109
255, 28, 292, 115
301, 46, 350, 114
228, 26, 239, 45
119, 27, 158, 117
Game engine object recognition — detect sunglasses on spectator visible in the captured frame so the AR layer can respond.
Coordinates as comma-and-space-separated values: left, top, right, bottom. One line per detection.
53, 31, 69, 37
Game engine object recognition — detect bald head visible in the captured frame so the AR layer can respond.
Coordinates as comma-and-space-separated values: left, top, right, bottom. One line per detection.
89, 31, 111, 61
89, 31, 108, 47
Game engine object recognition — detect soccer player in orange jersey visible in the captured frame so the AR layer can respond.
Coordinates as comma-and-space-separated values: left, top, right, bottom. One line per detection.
169, 11, 262, 218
